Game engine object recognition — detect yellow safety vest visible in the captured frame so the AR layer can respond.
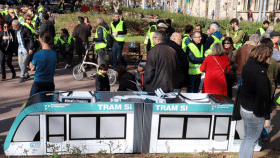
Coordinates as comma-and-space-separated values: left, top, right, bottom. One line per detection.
233, 30, 245, 49
144, 25, 157, 44
54, 36, 72, 45
95, 26, 108, 50
188, 43, 203, 75
38, 6, 44, 13
205, 35, 223, 57
182, 34, 191, 53
111, 20, 125, 42
59, 4, 64, 11
259, 28, 265, 36
149, 32, 155, 49
0, 10, 8, 16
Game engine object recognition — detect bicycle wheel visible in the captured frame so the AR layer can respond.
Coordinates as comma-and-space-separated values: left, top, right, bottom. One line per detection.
73, 64, 86, 80
107, 69, 117, 86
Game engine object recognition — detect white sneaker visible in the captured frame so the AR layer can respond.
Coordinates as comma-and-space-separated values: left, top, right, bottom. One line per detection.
65, 64, 71, 69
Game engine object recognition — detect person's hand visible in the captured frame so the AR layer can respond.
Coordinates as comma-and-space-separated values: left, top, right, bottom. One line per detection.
264, 120, 271, 128
114, 31, 118, 37
29, 50, 33, 55
226, 30, 230, 37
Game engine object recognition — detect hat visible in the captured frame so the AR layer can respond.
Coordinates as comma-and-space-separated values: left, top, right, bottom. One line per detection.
157, 22, 168, 28
270, 31, 280, 38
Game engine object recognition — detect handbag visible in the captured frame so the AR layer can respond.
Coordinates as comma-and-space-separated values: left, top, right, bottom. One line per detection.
213, 55, 226, 76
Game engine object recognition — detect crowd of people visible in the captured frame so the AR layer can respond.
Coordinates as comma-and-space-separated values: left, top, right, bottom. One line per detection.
0, 1, 279, 157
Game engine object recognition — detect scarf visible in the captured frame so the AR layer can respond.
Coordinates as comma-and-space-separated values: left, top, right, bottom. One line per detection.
3, 31, 13, 51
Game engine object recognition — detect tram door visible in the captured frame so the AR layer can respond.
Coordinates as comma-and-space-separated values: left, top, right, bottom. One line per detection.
211, 116, 231, 151
46, 115, 67, 153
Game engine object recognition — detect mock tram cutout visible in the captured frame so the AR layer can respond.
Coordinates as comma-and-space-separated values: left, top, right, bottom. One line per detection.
4, 91, 259, 156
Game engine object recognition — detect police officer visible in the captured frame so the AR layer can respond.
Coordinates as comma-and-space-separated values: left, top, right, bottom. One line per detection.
93, 17, 110, 66
256, 20, 269, 36
111, 12, 127, 70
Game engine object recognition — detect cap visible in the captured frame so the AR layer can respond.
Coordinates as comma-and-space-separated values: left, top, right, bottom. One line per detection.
270, 31, 280, 38
157, 22, 168, 28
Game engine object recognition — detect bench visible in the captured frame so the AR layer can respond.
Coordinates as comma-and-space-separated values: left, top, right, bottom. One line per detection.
122, 42, 142, 66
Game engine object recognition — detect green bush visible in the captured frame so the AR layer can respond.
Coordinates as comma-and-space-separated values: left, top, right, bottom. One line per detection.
121, 6, 280, 36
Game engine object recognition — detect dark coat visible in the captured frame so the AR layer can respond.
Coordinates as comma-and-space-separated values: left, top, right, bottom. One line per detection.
167, 40, 189, 87
92, 23, 109, 43
40, 20, 55, 39
240, 58, 272, 119
0, 30, 15, 53
96, 73, 110, 91
14, 26, 34, 52
72, 23, 91, 48
4, 15, 17, 25
144, 42, 177, 92
117, 72, 138, 91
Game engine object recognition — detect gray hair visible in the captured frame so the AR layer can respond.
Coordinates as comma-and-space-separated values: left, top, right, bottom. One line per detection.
249, 34, 260, 42
12, 20, 20, 26
260, 30, 273, 40
191, 32, 201, 38
113, 12, 119, 16
212, 43, 224, 56
154, 30, 166, 42
210, 23, 219, 32
97, 17, 104, 25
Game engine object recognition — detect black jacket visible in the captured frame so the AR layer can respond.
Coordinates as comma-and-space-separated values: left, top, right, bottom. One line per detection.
0, 30, 15, 53
40, 20, 55, 39
96, 73, 110, 91
167, 41, 189, 87
4, 15, 17, 25
117, 72, 138, 91
14, 26, 34, 52
144, 42, 177, 92
240, 58, 272, 119
92, 23, 109, 43
165, 26, 175, 41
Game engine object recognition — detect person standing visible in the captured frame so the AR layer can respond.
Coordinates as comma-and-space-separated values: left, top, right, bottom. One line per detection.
12, 20, 34, 83
236, 34, 259, 88
29, 32, 57, 96
111, 12, 127, 70
195, 24, 208, 44
256, 20, 269, 36
200, 43, 230, 96
204, 22, 223, 57
165, 18, 175, 41
92, 17, 109, 65
186, 32, 211, 93
144, 30, 177, 93
226, 18, 245, 49
168, 32, 189, 91
4, 9, 17, 25
248, 10, 253, 21
223, 37, 237, 98
238, 45, 273, 158
73, 16, 91, 62
269, 10, 275, 23
40, 13, 55, 38
182, 24, 193, 53
0, 22, 16, 80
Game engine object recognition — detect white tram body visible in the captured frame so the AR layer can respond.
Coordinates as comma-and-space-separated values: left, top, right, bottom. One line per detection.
4, 91, 260, 156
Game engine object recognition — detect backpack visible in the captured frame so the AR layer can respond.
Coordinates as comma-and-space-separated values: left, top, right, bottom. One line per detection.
98, 26, 114, 50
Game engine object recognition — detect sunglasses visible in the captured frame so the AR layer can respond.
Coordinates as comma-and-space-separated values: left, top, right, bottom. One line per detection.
224, 42, 231, 44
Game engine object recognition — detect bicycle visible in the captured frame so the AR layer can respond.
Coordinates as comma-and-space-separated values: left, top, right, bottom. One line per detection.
73, 42, 117, 86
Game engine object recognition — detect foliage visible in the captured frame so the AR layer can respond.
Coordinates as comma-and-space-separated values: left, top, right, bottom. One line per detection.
47, 144, 61, 158
121, 6, 280, 36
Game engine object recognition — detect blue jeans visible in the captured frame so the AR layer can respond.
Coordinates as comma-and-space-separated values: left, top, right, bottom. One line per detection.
112, 42, 127, 70
239, 107, 265, 158
237, 75, 242, 89
187, 74, 201, 93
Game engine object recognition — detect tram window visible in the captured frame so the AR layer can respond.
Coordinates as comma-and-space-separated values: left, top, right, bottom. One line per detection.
49, 117, 64, 135
159, 117, 184, 138
100, 117, 125, 138
186, 117, 211, 138
214, 136, 227, 141
49, 137, 65, 143
13, 116, 40, 142
71, 117, 96, 139
214, 117, 230, 134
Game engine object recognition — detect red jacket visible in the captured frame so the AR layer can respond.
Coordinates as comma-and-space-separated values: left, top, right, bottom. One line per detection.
200, 54, 230, 96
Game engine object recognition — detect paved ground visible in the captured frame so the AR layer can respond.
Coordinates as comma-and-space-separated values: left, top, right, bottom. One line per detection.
1, 56, 280, 157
